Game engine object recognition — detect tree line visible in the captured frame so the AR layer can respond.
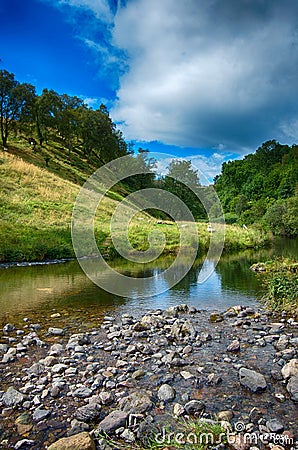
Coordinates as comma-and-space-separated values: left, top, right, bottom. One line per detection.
0, 69, 127, 164
214, 140, 298, 236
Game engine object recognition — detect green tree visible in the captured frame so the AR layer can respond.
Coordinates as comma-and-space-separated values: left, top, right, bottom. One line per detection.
163, 160, 205, 220
0, 70, 35, 146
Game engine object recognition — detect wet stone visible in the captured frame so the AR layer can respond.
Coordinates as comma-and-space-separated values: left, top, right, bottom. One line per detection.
239, 367, 267, 392
96, 410, 128, 434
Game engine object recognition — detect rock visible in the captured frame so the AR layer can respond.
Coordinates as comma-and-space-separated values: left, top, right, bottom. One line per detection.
98, 391, 114, 405
120, 428, 135, 443
286, 376, 298, 402
96, 410, 128, 434
209, 313, 224, 323
239, 367, 267, 392
27, 362, 44, 376
51, 363, 68, 374
3, 323, 15, 333
173, 403, 185, 417
48, 432, 96, 450
217, 410, 234, 421
119, 391, 152, 414
281, 359, 298, 379
227, 340, 241, 352
14, 440, 35, 449
43, 356, 57, 366
180, 320, 196, 338
72, 387, 93, 399
180, 371, 195, 380
2, 387, 24, 407
33, 408, 50, 421
49, 343, 64, 356
75, 404, 101, 422
266, 419, 284, 433
157, 384, 176, 402
185, 400, 205, 415
2, 347, 17, 363
48, 327, 65, 336
68, 419, 89, 436
131, 369, 146, 379
0, 343, 9, 353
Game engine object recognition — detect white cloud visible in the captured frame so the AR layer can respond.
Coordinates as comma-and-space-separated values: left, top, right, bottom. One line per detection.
110, 0, 298, 152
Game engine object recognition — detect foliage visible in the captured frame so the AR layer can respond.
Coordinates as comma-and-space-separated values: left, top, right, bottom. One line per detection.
214, 140, 298, 236
162, 160, 206, 220
0, 70, 35, 146
0, 69, 128, 165
254, 258, 298, 316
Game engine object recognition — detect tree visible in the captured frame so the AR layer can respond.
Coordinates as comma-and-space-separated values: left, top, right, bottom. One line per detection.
0, 70, 35, 146
162, 160, 205, 220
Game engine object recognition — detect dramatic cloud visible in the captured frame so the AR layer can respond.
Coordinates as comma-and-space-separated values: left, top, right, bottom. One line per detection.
43, 0, 298, 153
110, 0, 298, 152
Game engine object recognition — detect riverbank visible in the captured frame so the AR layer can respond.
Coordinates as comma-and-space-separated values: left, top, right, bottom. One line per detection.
0, 304, 297, 449
252, 258, 298, 317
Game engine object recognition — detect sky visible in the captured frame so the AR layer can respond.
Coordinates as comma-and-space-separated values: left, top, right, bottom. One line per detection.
1, 0, 298, 181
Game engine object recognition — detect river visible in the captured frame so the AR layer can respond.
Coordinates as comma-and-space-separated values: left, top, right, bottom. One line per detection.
0, 237, 297, 329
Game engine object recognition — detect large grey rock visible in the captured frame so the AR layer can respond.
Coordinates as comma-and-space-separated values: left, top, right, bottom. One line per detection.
75, 404, 101, 422
281, 359, 298, 379
239, 367, 267, 392
157, 384, 176, 402
286, 376, 298, 402
2, 387, 24, 407
96, 410, 128, 434
119, 391, 152, 414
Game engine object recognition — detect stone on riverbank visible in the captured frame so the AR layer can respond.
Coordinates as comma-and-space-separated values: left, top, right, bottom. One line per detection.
48, 432, 95, 450
96, 410, 128, 434
119, 391, 152, 414
281, 359, 298, 379
2, 387, 24, 407
157, 384, 176, 402
239, 367, 267, 392
286, 376, 298, 402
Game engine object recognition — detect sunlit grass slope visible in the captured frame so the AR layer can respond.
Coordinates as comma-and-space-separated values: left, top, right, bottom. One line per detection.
0, 146, 271, 263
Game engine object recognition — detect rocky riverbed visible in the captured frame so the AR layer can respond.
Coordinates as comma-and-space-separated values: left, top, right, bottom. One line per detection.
0, 304, 297, 450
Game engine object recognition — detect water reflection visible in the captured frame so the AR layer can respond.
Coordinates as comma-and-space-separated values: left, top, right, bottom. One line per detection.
0, 237, 296, 322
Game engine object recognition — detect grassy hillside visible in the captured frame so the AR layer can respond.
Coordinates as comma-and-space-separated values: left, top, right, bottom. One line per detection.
0, 140, 270, 263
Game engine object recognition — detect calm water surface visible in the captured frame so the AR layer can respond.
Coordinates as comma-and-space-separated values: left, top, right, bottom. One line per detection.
0, 237, 297, 326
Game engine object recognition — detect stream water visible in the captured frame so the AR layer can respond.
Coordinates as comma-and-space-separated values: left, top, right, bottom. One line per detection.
0, 237, 297, 328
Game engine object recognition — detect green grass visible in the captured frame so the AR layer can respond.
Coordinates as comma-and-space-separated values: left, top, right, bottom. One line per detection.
97, 418, 227, 450
252, 257, 298, 316
0, 144, 271, 263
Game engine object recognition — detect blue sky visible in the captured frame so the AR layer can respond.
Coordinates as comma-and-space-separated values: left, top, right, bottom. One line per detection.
1, 0, 298, 181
